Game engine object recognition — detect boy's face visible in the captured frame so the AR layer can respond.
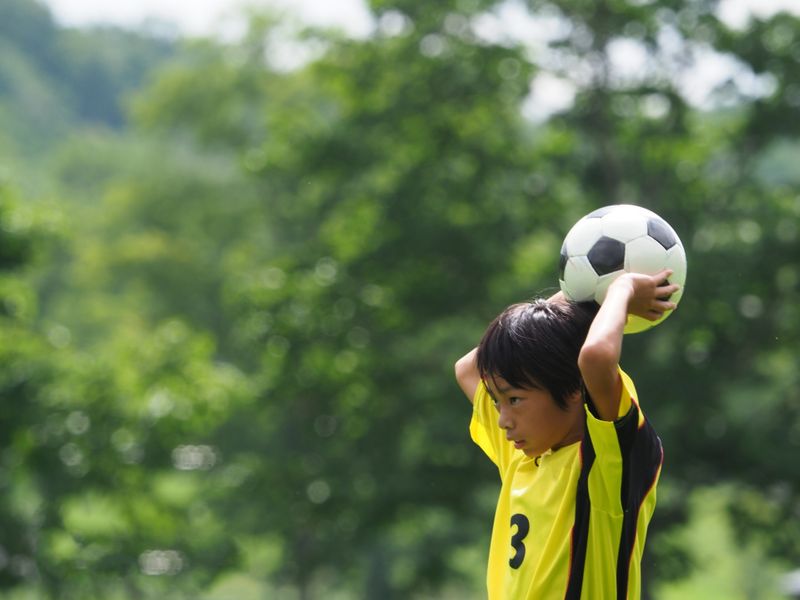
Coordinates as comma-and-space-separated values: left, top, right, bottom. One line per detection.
484, 374, 584, 458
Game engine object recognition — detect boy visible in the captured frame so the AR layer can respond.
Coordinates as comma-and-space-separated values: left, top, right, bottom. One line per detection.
455, 270, 679, 599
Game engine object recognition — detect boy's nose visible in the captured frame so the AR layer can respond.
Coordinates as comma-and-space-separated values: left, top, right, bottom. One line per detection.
498, 405, 512, 430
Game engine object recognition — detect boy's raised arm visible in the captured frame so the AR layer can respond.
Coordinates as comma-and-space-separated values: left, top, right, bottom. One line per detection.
578, 270, 679, 421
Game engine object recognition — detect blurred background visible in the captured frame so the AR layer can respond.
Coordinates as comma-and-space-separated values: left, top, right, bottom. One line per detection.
2, 0, 800, 598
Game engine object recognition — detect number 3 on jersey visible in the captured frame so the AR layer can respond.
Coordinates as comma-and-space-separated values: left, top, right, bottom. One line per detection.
509, 513, 530, 569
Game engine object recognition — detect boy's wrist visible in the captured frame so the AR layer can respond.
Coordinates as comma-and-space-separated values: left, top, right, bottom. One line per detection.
607, 275, 635, 300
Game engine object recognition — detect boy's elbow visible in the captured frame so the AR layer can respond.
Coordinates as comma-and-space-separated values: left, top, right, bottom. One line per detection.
578, 340, 617, 375
455, 349, 480, 402
454, 352, 474, 383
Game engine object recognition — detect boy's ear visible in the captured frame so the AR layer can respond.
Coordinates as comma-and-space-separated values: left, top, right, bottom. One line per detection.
566, 388, 584, 409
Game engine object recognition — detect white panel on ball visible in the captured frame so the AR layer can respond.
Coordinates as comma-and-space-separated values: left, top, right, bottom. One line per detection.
562, 256, 600, 302
564, 218, 604, 256
664, 244, 687, 308
593, 269, 627, 304
624, 236, 668, 274
600, 208, 649, 243
664, 244, 688, 286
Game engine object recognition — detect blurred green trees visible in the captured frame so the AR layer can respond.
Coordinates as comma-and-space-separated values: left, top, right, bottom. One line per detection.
2, 0, 800, 598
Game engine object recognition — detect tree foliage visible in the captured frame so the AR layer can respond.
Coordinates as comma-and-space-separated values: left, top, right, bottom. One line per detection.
2, 0, 800, 598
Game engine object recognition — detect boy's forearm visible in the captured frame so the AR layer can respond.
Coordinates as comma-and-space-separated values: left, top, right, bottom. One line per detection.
582, 282, 632, 365
577, 281, 632, 421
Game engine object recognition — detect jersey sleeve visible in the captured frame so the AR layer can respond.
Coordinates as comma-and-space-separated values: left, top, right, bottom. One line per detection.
469, 380, 513, 473
583, 367, 663, 514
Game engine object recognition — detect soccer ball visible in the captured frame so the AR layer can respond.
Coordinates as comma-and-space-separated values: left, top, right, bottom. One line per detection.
558, 204, 687, 334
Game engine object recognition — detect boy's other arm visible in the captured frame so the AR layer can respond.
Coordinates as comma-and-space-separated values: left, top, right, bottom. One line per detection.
578, 270, 680, 421
455, 348, 480, 404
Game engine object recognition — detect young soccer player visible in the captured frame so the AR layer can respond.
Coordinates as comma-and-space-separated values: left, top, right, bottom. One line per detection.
455, 270, 679, 599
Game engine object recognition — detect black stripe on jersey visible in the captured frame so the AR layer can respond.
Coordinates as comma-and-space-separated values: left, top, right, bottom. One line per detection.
614, 402, 664, 599
564, 429, 596, 600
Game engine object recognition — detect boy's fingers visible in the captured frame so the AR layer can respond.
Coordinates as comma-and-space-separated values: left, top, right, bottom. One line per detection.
654, 269, 675, 286
653, 300, 677, 311
658, 283, 681, 294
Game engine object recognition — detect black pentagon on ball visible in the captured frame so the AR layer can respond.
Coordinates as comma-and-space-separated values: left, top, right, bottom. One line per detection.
559, 242, 568, 280
587, 236, 626, 276
647, 217, 678, 250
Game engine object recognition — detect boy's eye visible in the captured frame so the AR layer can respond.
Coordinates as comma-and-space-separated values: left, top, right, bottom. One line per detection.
509, 397, 522, 405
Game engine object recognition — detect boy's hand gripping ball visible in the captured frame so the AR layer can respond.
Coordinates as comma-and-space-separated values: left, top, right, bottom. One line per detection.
559, 204, 687, 334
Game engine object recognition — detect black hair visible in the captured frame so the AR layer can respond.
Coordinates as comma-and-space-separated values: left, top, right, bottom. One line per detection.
476, 299, 599, 410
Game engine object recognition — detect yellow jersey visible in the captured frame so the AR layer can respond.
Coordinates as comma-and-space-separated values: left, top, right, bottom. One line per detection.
470, 368, 662, 600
